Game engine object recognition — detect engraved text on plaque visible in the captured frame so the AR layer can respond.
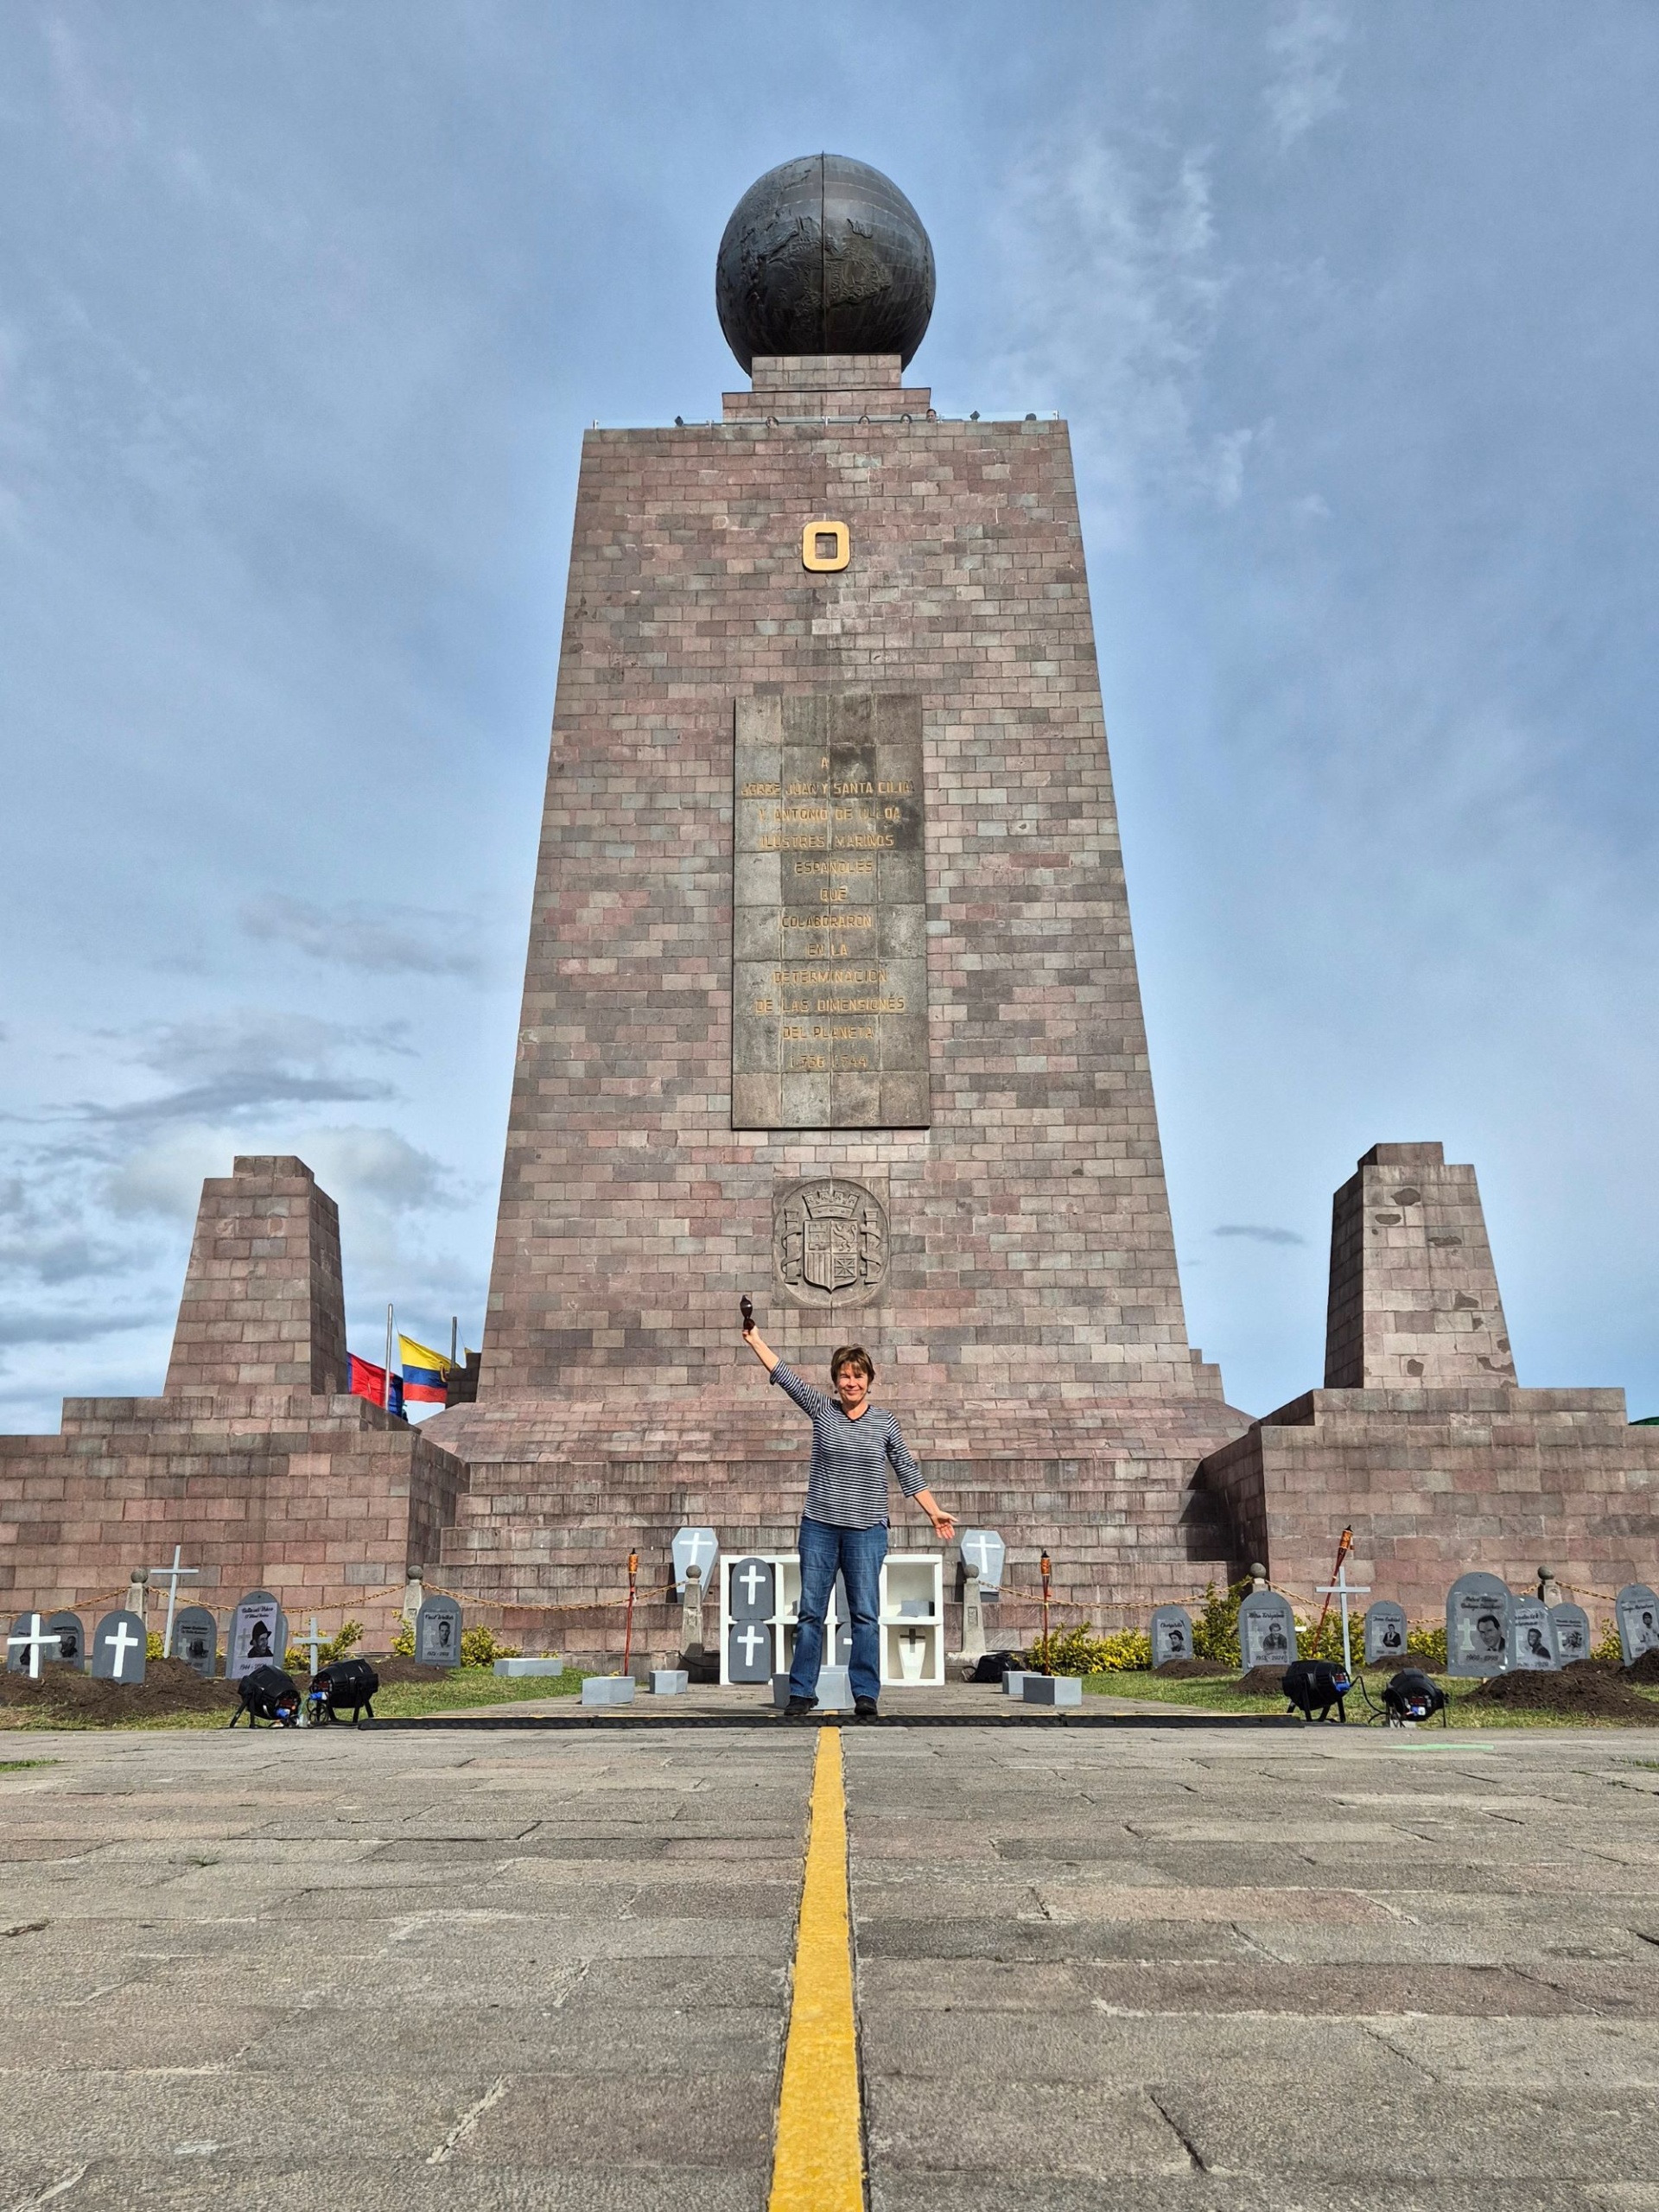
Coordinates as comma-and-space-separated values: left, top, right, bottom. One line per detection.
733, 693, 929, 1128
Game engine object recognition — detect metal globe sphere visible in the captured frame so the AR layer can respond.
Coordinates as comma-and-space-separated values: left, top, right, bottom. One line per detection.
715, 154, 935, 373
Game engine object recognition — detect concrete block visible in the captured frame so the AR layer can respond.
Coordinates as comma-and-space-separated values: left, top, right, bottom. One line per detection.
581, 1675, 636, 1707
493, 1656, 565, 1677
650, 1669, 689, 1695
1003, 1669, 1032, 1698
1020, 1674, 1083, 1707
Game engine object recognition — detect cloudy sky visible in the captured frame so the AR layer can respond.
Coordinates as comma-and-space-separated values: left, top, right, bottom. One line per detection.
3, 1, 1656, 1431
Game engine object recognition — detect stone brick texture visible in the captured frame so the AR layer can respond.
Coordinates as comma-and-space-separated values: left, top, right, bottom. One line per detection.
1203, 1147, 1659, 1627
418, 353, 1254, 1641
0, 1159, 464, 1648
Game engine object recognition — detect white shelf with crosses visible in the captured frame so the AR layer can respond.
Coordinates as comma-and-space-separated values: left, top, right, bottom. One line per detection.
719, 1549, 944, 1687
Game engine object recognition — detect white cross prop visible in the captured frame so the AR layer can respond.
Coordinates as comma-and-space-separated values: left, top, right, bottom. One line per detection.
738, 1561, 766, 1606
8, 1614, 63, 1681
146, 1544, 200, 1657
1317, 1564, 1372, 1677
300, 1618, 323, 1673
737, 1623, 766, 1666
103, 1618, 141, 1680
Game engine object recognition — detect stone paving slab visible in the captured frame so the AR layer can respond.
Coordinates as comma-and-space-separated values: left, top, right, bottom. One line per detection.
3, 1719, 1659, 2207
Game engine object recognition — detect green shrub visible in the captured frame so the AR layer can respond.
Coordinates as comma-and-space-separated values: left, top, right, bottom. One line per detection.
1405, 1623, 1447, 1669
1592, 1619, 1622, 1665
1026, 1624, 1149, 1675
283, 1619, 365, 1673
390, 1623, 415, 1656
459, 1625, 520, 1669
1190, 1579, 1250, 1666
145, 1630, 164, 1660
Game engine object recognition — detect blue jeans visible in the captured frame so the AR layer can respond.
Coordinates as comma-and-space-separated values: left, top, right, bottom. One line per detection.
789, 1516, 887, 1705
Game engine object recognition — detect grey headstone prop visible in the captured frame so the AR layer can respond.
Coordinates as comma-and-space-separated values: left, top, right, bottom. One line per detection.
1021, 1675, 1083, 1707
1508, 1598, 1560, 1671
45, 1610, 86, 1671
415, 1593, 463, 1668
651, 1669, 690, 1695
957, 1527, 1006, 1597
581, 1675, 635, 1707
226, 1592, 289, 1681
8, 1613, 63, 1678
1615, 1583, 1659, 1668
1551, 1601, 1592, 1665
171, 1605, 218, 1678
91, 1609, 147, 1683
1150, 1606, 1193, 1669
728, 1555, 774, 1624
1237, 1588, 1297, 1670
493, 1655, 564, 1678
1446, 1572, 1513, 1678
671, 1526, 719, 1599
1363, 1600, 1409, 1665
728, 1616, 772, 1683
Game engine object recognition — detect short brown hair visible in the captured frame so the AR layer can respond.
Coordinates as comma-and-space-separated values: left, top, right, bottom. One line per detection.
830, 1344, 874, 1383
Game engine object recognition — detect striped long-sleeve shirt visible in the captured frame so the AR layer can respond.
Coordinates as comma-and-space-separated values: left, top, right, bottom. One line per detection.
769, 1361, 926, 1530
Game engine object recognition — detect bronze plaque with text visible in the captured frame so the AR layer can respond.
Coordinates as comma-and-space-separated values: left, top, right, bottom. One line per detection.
732, 693, 929, 1128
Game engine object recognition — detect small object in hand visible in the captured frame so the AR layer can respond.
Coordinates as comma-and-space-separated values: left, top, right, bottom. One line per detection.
740, 1294, 753, 1333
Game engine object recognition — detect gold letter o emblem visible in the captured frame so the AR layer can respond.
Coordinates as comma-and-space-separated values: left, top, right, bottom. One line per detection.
802, 519, 850, 572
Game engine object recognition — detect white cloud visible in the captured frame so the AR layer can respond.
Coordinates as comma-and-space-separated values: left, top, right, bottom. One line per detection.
241, 894, 487, 978
1264, 0, 1350, 151
988, 128, 1252, 543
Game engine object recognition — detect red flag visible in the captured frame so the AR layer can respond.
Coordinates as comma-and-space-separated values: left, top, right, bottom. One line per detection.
349, 1355, 404, 1416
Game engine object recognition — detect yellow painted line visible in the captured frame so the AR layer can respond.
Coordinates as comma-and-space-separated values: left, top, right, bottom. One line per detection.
769, 1726, 863, 2212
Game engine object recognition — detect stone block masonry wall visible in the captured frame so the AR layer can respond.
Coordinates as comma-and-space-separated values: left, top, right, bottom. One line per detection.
471, 353, 1232, 1415
0, 1158, 467, 1649
1325, 1143, 1513, 1389
1205, 1143, 1658, 1626
165, 1156, 349, 1397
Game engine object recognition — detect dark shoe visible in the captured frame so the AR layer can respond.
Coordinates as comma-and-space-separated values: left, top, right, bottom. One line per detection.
854, 1696, 880, 1722
780, 1695, 817, 1720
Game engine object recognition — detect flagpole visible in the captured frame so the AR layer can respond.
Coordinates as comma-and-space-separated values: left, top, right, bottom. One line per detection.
385, 1301, 394, 1415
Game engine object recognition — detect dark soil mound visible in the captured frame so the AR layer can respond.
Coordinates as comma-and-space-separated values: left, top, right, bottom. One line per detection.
1154, 1657, 1233, 1679
1626, 1648, 1659, 1684
1235, 1665, 1288, 1696
1465, 1666, 1655, 1722
365, 1656, 451, 1686
1363, 1654, 1430, 1675
0, 1656, 240, 1726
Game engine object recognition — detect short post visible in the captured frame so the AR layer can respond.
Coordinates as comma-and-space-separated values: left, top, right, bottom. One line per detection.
1039, 1549, 1052, 1674
681, 1563, 705, 1656
621, 1548, 639, 1678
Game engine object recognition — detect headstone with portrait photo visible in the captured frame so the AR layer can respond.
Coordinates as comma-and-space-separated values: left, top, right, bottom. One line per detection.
90, 1609, 147, 1683
1236, 1588, 1297, 1671
1615, 1584, 1659, 1669
226, 1591, 288, 1681
1507, 1597, 1559, 1671
1363, 1599, 1408, 1666
1445, 1572, 1512, 1678
171, 1604, 219, 1678
1550, 1601, 1592, 1665
1150, 1605, 1193, 1669
44, 1609, 86, 1671
415, 1593, 463, 1668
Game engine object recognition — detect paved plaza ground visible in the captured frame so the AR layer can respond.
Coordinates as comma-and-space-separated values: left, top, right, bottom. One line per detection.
3, 1715, 1659, 2210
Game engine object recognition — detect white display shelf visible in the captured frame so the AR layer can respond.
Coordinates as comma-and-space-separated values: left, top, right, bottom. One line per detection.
719, 1550, 944, 1687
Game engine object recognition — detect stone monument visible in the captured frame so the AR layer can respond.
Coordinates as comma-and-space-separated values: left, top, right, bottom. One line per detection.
417, 152, 1249, 1650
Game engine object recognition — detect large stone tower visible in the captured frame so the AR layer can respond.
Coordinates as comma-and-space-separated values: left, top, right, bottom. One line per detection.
423, 156, 1251, 1635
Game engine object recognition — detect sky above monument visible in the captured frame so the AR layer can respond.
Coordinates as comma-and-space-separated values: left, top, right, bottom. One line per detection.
3, 1, 1656, 1430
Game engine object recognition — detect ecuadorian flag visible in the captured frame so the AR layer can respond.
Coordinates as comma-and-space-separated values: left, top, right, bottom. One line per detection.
399, 1334, 452, 1405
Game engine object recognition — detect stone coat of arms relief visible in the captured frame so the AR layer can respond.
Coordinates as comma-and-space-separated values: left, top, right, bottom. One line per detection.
772, 1178, 888, 1309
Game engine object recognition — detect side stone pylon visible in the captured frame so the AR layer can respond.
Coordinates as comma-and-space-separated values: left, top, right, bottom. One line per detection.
1203, 1143, 1659, 1623
0, 1157, 466, 1647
